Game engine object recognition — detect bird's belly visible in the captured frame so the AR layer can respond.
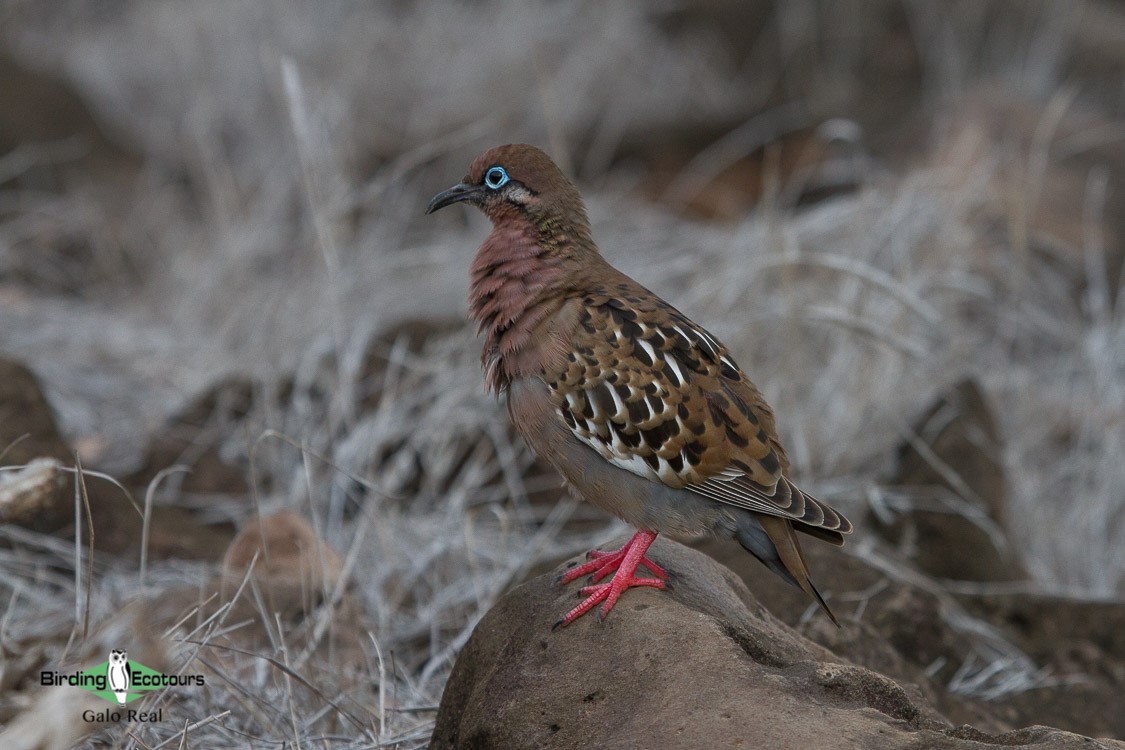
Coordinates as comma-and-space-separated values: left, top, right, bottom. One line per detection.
506, 378, 732, 536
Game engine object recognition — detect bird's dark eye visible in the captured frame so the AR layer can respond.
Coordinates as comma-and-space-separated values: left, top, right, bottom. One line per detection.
484, 166, 509, 189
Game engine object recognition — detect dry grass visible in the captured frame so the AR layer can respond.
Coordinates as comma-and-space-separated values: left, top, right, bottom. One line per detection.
0, 1, 1123, 746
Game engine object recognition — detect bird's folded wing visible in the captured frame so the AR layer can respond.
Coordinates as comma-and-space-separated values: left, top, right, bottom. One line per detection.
546, 290, 851, 534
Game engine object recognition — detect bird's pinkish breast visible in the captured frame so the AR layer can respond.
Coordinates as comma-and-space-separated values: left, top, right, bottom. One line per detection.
469, 219, 566, 391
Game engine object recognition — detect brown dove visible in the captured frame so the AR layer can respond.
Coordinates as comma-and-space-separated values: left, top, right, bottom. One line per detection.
427, 144, 852, 627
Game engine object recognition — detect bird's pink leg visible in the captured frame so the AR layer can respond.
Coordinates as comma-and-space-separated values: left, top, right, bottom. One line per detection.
556, 530, 667, 627
558, 529, 668, 585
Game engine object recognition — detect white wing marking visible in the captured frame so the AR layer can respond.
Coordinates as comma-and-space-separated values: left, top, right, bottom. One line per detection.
637, 338, 657, 365
663, 355, 685, 386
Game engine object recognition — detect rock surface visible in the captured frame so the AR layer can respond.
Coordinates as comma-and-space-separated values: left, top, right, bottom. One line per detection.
696, 534, 1125, 740
431, 537, 1122, 750
221, 510, 346, 619
0, 358, 73, 530
874, 379, 1026, 583
0, 359, 72, 465
0, 356, 236, 558
129, 375, 255, 498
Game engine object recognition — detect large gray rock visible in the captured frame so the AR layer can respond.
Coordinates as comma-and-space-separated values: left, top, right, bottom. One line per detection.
694, 531, 1125, 739
430, 537, 1120, 749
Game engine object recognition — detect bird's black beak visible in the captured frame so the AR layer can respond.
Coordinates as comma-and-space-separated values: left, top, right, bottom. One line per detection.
426, 182, 482, 214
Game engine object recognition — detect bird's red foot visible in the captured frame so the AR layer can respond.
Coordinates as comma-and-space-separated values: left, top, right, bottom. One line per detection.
558, 530, 668, 585
556, 530, 666, 627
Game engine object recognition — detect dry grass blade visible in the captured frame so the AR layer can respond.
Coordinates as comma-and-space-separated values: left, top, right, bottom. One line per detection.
186, 640, 369, 734
140, 466, 190, 588
146, 711, 232, 750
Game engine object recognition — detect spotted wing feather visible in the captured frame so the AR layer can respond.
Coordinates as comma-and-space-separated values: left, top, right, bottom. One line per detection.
547, 284, 852, 536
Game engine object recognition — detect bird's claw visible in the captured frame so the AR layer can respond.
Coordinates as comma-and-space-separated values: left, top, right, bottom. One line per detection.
554, 530, 666, 627
559, 575, 666, 626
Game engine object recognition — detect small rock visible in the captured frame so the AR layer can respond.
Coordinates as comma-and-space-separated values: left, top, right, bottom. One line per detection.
0, 359, 71, 466
0, 358, 73, 530
0, 457, 66, 528
221, 511, 345, 619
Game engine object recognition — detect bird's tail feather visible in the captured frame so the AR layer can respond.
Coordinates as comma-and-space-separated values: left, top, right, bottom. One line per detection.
736, 513, 840, 627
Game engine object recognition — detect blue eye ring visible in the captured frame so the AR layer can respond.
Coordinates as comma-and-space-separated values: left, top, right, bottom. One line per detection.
484, 166, 510, 189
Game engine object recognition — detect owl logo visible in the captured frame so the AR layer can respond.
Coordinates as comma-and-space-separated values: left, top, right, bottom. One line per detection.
107, 650, 130, 706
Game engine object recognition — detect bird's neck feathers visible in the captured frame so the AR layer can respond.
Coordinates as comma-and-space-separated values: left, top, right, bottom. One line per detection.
468, 208, 594, 393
